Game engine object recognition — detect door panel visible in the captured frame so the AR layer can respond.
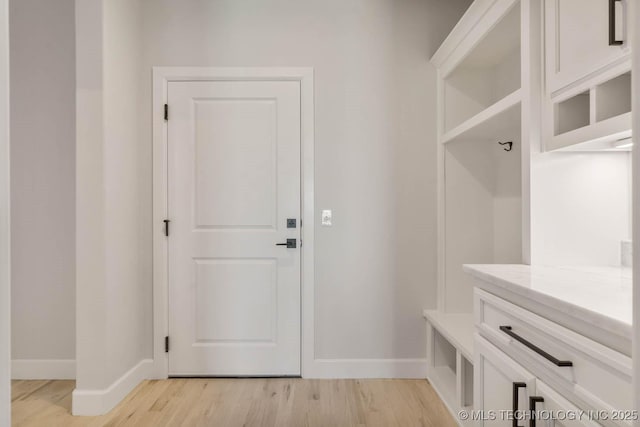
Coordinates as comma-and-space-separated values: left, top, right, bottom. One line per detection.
168, 80, 301, 376
194, 99, 277, 229
194, 259, 277, 343
533, 381, 603, 427
475, 335, 537, 426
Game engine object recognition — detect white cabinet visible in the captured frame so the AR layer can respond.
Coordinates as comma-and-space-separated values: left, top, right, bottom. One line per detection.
473, 335, 600, 427
474, 335, 536, 426
475, 337, 605, 427
534, 381, 602, 427
473, 287, 633, 427
545, 0, 631, 94
544, 0, 633, 151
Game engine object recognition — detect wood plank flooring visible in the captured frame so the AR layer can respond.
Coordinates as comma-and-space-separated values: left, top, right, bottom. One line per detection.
11, 378, 457, 427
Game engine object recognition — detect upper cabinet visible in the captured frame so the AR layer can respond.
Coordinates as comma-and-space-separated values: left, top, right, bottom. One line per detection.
544, 0, 633, 151
545, 0, 631, 95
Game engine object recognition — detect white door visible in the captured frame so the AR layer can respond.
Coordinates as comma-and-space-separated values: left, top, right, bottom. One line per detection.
545, 0, 631, 93
474, 335, 537, 426
167, 80, 301, 376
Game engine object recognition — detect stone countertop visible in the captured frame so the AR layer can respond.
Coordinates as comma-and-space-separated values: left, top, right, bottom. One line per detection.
463, 264, 632, 355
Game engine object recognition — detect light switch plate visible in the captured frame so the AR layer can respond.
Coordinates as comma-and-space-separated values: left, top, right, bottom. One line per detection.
321, 210, 332, 226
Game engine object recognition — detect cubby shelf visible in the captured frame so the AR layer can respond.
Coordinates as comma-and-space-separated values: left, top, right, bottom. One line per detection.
424, 310, 475, 425
440, 1, 521, 136
550, 112, 632, 151
423, 310, 474, 360
547, 69, 632, 151
428, 0, 533, 423
431, 365, 458, 406
441, 89, 522, 144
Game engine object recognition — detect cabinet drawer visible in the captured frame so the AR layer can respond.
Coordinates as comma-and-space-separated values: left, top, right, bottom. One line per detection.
475, 288, 632, 426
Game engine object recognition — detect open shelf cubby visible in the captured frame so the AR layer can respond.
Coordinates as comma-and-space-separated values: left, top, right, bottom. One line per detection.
433, 329, 457, 399
443, 2, 521, 133
554, 91, 590, 136
596, 71, 631, 123
444, 135, 522, 313
461, 357, 474, 409
425, 310, 476, 419
548, 70, 632, 151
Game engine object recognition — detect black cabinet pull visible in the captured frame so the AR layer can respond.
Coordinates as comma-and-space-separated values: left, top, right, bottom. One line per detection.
512, 382, 526, 427
609, 0, 624, 45
500, 326, 573, 367
529, 396, 544, 427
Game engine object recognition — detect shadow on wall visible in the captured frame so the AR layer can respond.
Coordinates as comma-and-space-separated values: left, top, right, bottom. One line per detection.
425, 0, 473, 57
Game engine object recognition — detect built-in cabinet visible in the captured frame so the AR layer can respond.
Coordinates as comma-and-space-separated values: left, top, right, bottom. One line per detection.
426, 0, 538, 420
476, 336, 604, 427
474, 336, 536, 426
427, 0, 633, 424
473, 287, 633, 427
545, 0, 631, 95
545, 66, 632, 151
544, 0, 632, 151
534, 382, 603, 427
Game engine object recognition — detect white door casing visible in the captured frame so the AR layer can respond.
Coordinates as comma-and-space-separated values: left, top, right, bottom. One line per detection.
152, 68, 315, 379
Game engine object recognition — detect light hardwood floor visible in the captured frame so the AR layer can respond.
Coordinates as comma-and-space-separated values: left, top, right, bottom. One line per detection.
12, 378, 457, 427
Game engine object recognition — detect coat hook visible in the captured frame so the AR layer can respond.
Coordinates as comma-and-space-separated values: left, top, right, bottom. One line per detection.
498, 141, 513, 152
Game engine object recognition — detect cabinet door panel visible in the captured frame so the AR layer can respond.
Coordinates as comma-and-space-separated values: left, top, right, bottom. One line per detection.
545, 0, 630, 93
475, 335, 536, 426
533, 381, 602, 427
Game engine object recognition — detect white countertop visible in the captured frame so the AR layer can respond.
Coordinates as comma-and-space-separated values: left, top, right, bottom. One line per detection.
463, 264, 632, 354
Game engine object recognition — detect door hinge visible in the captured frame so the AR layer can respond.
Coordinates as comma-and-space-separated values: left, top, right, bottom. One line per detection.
163, 219, 170, 237
164, 103, 169, 121
165, 336, 169, 353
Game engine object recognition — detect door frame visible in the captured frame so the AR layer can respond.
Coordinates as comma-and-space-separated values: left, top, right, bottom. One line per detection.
0, 0, 9, 423
151, 67, 315, 379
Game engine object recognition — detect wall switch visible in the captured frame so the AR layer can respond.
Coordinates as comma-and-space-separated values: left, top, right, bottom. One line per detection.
321, 210, 332, 226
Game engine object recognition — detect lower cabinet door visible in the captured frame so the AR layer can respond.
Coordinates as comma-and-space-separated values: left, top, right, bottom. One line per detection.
529, 381, 601, 427
474, 335, 536, 426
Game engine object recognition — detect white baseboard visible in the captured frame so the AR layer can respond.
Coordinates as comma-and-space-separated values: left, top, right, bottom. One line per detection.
70, 357, 424, 414
305, 358, 427, 379
72, 359, 152, 416
12, 359, 76, 380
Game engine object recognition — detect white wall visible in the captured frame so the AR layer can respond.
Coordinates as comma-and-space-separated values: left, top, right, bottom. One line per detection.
75, 0, 108, 393
138, 0, 470, 362
531, 152, 632, 266
444, 137, 522, 313
9, 0, 76, 373
0, 0, 10, 422
103, 0, 149, 387
74, 0, 151, 415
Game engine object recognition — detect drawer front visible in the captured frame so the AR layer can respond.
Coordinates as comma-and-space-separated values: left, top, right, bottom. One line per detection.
475, 288, 632, 427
